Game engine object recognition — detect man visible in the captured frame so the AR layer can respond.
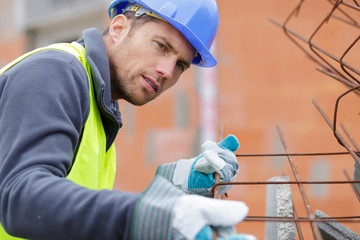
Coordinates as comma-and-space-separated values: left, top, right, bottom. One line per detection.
0, 0, 255, 239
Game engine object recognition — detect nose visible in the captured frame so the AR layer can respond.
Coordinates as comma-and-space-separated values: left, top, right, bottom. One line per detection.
156, 57, 176, 81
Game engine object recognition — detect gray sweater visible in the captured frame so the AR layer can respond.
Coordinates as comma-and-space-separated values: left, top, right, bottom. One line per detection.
0, 28, 139, 240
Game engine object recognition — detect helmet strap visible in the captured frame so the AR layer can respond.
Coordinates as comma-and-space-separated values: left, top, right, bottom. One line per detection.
122, 3, 165, 21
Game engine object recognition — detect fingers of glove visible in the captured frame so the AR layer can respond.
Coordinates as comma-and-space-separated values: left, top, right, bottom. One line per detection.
219, 164, 238, 182
172, 195, 249, 239
193, 155, 215, 175
172, 158, 196, 187
194, 150, 226, 175
216, 165, 237, 193
218, 134, 240, 152
202, 140, 238, 171
202, 135, 239, 153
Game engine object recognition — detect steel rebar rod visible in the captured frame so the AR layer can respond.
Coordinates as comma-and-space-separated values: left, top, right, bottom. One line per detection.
343, 169, 360, 201
276, 126, 323, 240
280, 0, 320, 71
211, 180, 360, 190
312, 99, 360, 167
213, 173, 220, 199
341, 123, 360, 151
270, 17, 338, 81
340, 124, 360, 203
329, 0, 360, 9
316, 68, 360, 95
332, 14, 360, 28
245, 216, 360, 223
269, 18, 360, 80
341, 124, 360, 200
291, 199, 304, 240
211, 180, 360, 198
330, 0, 359, 27
308, 0, 348, 87
352, 0, 360, 7
332, 86, 360, 148
339, 35, 360, 84
235, 151, 357, 158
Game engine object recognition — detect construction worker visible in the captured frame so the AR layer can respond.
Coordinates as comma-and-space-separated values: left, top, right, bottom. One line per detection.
0, 0, 256, 239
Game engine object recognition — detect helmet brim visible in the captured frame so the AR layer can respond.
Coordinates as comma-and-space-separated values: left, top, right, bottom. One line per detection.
158, 14, 218, 67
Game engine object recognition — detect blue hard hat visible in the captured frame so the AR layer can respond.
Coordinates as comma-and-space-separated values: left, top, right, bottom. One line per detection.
108, 0, 219, 67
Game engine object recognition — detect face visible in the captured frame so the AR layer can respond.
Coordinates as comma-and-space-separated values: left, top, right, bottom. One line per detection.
106, 15, 196, 105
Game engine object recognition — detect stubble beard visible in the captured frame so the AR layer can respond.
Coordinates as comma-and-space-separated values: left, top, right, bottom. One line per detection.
108, 33, 158, 106
109, 60, 155, 106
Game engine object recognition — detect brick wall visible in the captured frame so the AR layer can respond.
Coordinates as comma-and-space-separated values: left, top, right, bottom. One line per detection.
1, 0, 359, 238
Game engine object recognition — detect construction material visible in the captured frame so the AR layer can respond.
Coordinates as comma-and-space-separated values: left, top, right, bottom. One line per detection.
314, 210, 360, 240
265, 176, 296, 240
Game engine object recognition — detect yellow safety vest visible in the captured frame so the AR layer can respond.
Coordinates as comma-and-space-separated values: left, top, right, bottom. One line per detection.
0, 42, 117, 239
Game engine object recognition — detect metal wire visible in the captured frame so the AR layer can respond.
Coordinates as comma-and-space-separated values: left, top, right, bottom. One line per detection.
271, 0, 360, 176
236, 151, 357, 157
212, 1, 360, 238
313, 99, 360, 167
332, 86, 360, 148
269, 0, 360, 94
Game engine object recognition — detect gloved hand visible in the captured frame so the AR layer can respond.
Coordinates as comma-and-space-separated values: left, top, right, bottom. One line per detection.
130, 176, 256, 240
156, 134, 240, 196
172, 194, 256, 240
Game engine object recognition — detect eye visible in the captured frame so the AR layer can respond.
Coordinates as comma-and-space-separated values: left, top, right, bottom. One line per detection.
176, 61, 185, 71
156, 41, 167, 51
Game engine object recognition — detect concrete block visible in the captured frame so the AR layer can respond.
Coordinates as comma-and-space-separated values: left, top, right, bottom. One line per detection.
265, 176, 296, 240
314, 209, 360, 240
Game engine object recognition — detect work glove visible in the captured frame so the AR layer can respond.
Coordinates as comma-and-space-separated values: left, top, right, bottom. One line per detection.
130, 176, 256, 240
173, 194, 256, 240
156, 135, 240, 197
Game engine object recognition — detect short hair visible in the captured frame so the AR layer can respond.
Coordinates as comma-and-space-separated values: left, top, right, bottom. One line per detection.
103, 10, 160, 36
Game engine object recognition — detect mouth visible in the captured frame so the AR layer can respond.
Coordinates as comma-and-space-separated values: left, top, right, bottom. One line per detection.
143, 76, 158, 93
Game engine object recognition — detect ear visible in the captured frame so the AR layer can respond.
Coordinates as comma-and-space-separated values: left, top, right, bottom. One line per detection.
108, 14, 131, 41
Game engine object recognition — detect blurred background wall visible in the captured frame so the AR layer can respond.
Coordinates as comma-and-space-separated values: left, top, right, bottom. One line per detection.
1, 0, 359, 238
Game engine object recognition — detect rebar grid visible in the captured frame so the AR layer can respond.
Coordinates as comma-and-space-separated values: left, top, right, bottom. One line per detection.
271, 0, 360, 180
212, 0, 360, 239
211, 134, 360, 239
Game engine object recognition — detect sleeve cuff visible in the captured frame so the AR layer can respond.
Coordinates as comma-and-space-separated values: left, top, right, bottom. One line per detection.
130, 176, 184, 240
155, 162, 177, 181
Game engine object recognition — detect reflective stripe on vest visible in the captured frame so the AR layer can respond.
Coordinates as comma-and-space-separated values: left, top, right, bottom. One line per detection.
0, 42, 116, 239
